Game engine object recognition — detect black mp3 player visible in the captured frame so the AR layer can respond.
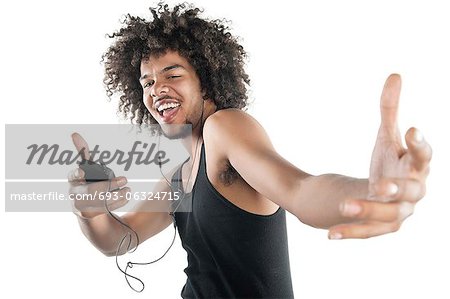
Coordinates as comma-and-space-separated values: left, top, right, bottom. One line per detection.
78, 159, 116, 183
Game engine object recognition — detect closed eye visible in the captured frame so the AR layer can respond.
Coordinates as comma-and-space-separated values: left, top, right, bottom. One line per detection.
143, 80, 155, 88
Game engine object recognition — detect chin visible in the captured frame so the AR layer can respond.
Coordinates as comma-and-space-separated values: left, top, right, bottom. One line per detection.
159, 123, 192, 140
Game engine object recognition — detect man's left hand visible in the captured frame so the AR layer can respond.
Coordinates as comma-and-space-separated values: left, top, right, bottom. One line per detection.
328, 74, 432, 239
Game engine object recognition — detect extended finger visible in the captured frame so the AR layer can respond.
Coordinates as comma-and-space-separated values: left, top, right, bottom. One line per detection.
328, 220, 402, 240
379, 74, 402, 138
340, 199, 414, 223
71, 132, 91, 160
405, 127, 433, 172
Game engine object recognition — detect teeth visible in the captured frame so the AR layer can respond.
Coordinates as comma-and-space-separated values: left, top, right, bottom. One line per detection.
157, 102, 180, 112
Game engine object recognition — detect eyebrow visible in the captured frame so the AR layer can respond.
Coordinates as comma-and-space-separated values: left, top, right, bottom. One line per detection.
139, 64, 185, 81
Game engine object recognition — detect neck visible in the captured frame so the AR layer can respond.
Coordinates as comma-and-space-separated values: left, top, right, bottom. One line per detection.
183, 99, 216, 161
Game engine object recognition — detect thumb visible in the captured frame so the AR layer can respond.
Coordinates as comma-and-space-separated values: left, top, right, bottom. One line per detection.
71, 132, 91, 160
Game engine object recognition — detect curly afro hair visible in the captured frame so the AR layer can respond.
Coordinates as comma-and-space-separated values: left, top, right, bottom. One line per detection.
102, 2, 250, 125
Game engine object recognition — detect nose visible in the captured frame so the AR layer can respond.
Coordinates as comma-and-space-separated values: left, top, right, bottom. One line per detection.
151, 81, 169, 98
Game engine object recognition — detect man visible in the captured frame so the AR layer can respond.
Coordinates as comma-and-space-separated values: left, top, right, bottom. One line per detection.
69, 3, 431, 298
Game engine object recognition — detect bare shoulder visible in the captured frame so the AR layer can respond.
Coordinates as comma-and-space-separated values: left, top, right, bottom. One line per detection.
202, 109, 257, 180
203, 108, 263, 138
203, 108, 273, 162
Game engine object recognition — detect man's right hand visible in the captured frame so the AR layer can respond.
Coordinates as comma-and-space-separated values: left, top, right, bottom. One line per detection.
68, 132, 129, 219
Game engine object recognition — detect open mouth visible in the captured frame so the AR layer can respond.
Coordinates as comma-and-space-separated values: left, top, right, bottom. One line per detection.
157, 102, 181, 117
155, 101, 182, 123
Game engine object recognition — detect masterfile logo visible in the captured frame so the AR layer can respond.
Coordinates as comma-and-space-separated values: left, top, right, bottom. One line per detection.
4, 124, 193, 213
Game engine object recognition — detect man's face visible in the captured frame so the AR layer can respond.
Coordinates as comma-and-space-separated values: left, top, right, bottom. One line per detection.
140, 51, 204, 138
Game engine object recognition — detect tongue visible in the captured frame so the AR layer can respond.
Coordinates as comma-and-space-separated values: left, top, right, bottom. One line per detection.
163, 107, 172, 117
162, 106, 178, 118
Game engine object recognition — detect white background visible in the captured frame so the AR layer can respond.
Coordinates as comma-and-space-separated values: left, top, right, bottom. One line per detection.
1, 0, 449, 298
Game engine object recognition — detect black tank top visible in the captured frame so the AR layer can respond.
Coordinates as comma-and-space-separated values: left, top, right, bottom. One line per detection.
173, 143, 294, 298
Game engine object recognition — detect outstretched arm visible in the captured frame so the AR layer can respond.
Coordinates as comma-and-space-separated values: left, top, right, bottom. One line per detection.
204, 74, 431, 239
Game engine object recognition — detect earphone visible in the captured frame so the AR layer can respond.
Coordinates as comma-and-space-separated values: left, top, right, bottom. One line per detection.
106, 98, 206, 292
